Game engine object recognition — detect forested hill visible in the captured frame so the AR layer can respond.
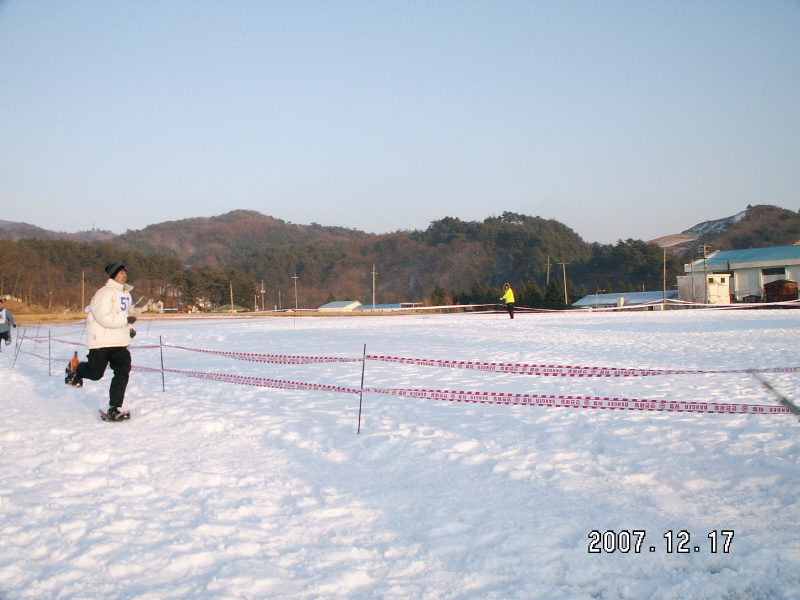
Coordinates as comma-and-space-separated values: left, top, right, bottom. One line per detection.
1, 211, 684, 311
653, 205, 800, 258
113, 210, 371, 269
0, 220, 116, 243
3, 205, 797, 312
697, 205, 800, 251
231, 212, 602, 306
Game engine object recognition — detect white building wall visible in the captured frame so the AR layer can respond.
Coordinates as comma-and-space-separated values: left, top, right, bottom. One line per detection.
732, 268, 761, 300
677, 273, 730, 303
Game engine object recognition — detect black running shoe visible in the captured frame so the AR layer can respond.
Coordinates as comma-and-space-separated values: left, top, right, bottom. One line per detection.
105, 407, 129, 422
64, 366, 83, 387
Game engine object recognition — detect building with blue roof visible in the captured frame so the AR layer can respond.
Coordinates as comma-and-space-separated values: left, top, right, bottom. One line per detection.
572, 290, 678, 309
317, 300, 423, 313
318, 300, 362, 312
680, 246, 800, 302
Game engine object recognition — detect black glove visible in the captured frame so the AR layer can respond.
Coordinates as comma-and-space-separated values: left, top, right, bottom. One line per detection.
127, 316, 137, 324
129, 328, 137, 338
12, 324, 16, 328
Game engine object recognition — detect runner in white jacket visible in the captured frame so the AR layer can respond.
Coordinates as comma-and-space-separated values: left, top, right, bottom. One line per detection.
0, 298, 17, 350
66, 262, 137, 421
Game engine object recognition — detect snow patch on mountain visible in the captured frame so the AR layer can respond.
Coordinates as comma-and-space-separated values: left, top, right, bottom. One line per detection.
683, 210, 747, 237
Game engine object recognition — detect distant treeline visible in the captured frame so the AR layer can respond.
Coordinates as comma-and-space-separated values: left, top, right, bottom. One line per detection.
0, 239, 256, 311
1, 211, 684, 311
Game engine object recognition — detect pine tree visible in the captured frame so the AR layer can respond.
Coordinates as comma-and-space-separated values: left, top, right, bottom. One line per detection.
430, 284, 447, 306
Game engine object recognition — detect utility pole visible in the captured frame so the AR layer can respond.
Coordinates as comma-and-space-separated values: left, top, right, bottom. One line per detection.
371, 264, 377, 309
546, 255, 551, 286
81, 271, 85, 310
701, 245, 710, 304
595, 289, 605, 308
229, 281, 234, 312
558, 262, 570, 305
291, 274, 299, 310
663, 247, 667, 305
260, 280, 265, 312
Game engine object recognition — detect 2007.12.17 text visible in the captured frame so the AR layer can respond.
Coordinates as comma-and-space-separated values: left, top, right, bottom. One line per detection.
588, 530, 734, 554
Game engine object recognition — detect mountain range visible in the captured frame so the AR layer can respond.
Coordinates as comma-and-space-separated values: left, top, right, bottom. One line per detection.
4, 205, 799, 265
3, 204, 799, 310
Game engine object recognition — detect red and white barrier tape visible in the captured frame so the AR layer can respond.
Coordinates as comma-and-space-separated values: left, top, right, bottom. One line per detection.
364, 387, 790, 415
163, 368, 361, 394
13, 345, 790, 416
131, 365, 164, 373
145, 366, 789, 416
16, 349, 56, 362
163, 344, 362, 365
44, 337, 86, 347
20, 334, 800, 379
21, 334, 166, 351
364, 354, 800, 377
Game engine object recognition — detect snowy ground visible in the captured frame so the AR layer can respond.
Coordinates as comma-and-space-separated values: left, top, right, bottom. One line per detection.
1, 309, 799, 600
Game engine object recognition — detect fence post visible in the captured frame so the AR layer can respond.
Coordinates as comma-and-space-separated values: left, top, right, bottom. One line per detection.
48, 331, 51, 376
357, 344, 366, 434
12, 328, 24, 369
159, 335, 165, 392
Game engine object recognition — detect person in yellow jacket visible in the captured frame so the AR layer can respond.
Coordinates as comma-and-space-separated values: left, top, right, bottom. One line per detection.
500, 283, 515, 319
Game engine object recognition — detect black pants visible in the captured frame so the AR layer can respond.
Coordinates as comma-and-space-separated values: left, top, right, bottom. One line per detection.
505, 302, 515, 319
76, 347, 131, 408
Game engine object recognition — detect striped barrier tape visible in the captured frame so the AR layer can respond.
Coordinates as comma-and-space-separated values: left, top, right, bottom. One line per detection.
149, 342, 800, 378
363, 387, 791, 415
12, 345, 791, 416
131, 365, 164, 373
15, 349, 56, 362
162, 344, 363, 365
30, 336, 162, 350
19, 334, 800, 379
152, 367, 790, 416
163, 368, 362, 394
364, 355, 800, 377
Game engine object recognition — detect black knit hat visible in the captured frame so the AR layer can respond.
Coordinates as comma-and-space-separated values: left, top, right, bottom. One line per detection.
105, 262, 126, 279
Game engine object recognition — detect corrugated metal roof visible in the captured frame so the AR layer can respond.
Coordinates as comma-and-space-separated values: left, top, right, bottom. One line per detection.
318, 301, 362, 309
572, 290, 678, 307
355, 303, 402, 310
698, 246, 800, 267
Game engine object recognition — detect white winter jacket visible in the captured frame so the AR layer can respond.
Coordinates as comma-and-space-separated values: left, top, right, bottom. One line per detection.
86, 279, 134, 350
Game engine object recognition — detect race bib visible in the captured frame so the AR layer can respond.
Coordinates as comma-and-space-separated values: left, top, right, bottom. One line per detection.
0, 309, 5, 324
119, 294, 131, 313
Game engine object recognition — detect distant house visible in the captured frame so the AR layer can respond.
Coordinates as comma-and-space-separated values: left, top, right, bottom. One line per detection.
139, 298, 164, 314
212, 304, 249, 313
679, 246, 800, 303
318, 301, 362, 312
572, 291, 679, 309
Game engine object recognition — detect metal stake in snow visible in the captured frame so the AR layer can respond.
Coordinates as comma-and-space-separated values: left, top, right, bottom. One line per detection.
12, 328, 24, 369
159, 335, 166, 392
357, 344, 366, 434
749, 369, 800, 418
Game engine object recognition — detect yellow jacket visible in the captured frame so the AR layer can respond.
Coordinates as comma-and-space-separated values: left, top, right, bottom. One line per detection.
501, 288, 515, 304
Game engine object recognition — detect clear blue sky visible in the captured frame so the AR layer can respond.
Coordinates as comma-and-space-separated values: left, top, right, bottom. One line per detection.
1, 1, 798, 244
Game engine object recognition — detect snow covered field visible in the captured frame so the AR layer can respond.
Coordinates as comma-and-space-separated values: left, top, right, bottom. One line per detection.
1, 309, 799, 600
